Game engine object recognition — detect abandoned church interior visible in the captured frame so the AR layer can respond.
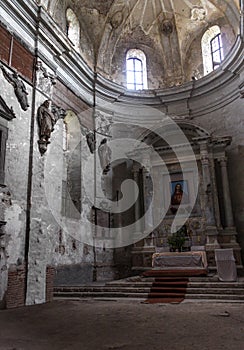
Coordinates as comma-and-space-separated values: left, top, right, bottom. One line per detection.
0, 0, 244, 309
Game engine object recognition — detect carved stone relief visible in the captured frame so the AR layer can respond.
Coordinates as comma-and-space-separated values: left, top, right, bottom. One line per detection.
0, 65, 29, 111
191, 7, 206, 21
161, 20, 174, 36
95, 111, 113, 137
36, 61, 56, 97
37, 100, 66, 155
98, 138, 112, 174
0, 96, 16, 121
86, 131, 96, 154
110, 11, 123, 29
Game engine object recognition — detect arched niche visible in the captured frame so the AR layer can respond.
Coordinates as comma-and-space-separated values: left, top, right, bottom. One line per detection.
62, 111, 82, 218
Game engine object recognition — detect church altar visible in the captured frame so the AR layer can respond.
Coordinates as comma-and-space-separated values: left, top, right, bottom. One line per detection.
152, 251, 207, 269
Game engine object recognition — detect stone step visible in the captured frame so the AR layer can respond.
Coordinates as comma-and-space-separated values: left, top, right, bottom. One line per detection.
106, 282, 153, 287
152, 282, 188, 288
54, 291, 148, 298
186, 288, 244, 295
54, 278, 244, 302
188, 282, 244, 288
149, 292, 186, 298
185, 294, 244, 300
106, 278, 188, 286
54, 284, 244, 295
150, 287, 187, 293
54, 283, 244, 293
54, 286, 151, 293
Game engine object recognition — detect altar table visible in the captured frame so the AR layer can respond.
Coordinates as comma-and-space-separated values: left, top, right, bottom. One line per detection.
152, 251, 207, 269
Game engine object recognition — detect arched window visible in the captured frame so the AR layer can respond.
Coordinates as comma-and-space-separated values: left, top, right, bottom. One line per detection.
210, 33, 224, 70
201, 26, 224, 75
62, 121, 68, 151
126, 49, 148, 90
66, 8, 80, 49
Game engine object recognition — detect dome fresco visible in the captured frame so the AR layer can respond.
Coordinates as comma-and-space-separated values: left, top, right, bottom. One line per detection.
39, 0, 240, 88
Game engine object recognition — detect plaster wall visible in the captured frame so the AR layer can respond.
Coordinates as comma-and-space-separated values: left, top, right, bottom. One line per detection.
0, 66, 32, 304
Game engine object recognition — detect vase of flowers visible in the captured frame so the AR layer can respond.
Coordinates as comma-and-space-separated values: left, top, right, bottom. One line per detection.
167, 227, 186, 252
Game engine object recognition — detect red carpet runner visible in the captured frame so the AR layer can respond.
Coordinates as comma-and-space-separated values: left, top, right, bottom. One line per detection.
144, 276, 188, 303
143, 268, 207, 303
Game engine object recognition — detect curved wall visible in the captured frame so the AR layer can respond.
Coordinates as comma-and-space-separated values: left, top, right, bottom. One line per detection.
0, 0, 243, 307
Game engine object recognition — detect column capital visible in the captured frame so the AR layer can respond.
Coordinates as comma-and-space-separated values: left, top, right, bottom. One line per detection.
197, 137, 211, 149
218, 156, 227, 165
200, 150, 209, 165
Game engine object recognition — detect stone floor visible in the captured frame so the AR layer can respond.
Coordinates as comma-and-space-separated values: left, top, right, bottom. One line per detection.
0, 299, 244, 350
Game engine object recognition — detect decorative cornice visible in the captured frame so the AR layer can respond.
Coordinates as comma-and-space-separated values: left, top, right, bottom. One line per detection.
1, 1, 243, 114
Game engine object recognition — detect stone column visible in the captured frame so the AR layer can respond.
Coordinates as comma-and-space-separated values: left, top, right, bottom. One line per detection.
199, 141, 220, 249
209, 148, 222, 228
130, 147, 155, 270
132, 164, 141, 236
142, 167, 153, 239
218, 157, 239, 246
219, 157, 234, 228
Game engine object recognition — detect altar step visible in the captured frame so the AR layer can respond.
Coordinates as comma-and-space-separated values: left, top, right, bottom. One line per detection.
142, 268, 207, 278
54, 277, 244, 302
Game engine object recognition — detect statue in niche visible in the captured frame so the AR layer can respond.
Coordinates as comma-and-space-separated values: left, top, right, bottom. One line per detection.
86, 131, 96, 154
37, 100, 66, 155
0, 65, 29, 111
98, 138, 111, 174
37, 100, 56, 143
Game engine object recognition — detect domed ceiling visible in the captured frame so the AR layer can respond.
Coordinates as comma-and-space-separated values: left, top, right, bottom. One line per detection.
39, 0, 240, 89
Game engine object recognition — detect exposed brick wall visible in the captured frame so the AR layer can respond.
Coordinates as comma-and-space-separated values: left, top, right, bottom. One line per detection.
6, 264, 26, 309
0, 24, 34, 82
46, 266, 55, 303
12, 39, 34, 82
0, 25, 12, 63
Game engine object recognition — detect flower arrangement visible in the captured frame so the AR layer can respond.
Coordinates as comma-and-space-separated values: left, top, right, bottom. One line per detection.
167, 226, 187, 252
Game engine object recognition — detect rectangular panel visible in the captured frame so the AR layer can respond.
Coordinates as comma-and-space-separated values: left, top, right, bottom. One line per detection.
12, 39, 34, 81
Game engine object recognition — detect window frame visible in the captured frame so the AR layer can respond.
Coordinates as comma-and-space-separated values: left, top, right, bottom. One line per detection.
126, 49, 148, 90
126, 57, 144, 90
210, 33, 224, 70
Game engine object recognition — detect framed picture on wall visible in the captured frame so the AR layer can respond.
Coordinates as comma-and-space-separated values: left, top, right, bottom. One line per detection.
170, 180, 190, 206
160, 170, 198, 217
